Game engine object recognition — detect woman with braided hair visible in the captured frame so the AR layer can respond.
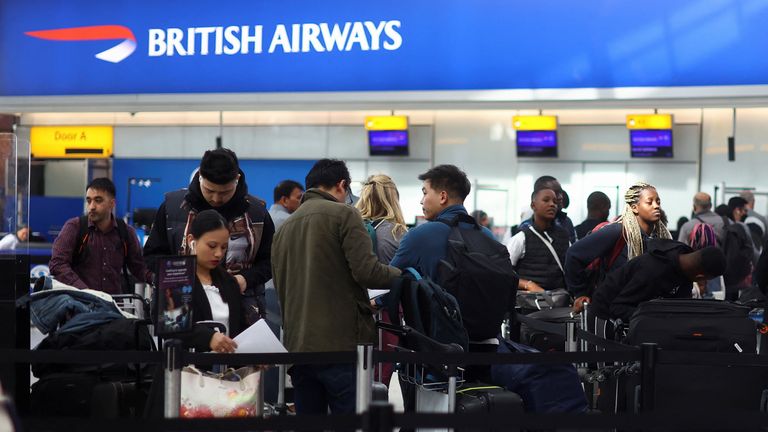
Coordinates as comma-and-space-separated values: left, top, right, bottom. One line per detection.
564, 181, 671, 313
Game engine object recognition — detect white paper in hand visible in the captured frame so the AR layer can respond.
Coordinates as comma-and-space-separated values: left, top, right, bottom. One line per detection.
233, 319, 287, 353
368, 289, 389, 300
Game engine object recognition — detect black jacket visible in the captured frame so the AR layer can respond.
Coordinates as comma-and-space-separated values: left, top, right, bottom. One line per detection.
591, 239, 692, 323
144, 170, 275, 291
178, 268, 246, 352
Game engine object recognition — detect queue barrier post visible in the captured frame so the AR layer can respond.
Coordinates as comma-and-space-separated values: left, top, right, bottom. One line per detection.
163, 339, 183, 418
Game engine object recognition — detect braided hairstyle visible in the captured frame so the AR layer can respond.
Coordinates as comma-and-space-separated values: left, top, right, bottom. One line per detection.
619, 182, 672, 260
356, 174, 408, 239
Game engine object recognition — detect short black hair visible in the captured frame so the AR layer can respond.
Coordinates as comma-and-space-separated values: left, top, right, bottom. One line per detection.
587, 191, 611, 211
87, 177, 116, 198
531, 187, 556, 201
418, 164, 471, 201
199, 148, 240, 185
692, 247, 726, 277
728, 196, 748, 215
305, 159, 351, 190
189, 209, 228, 239
533, 175, 560, 192
273, 180, 304, 202
715, 204, 730, 217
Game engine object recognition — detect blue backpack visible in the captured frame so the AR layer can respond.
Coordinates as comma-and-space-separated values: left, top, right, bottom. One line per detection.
491, 338, 588, 413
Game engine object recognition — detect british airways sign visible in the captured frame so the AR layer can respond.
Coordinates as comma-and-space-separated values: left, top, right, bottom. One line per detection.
3, 0, 768, 96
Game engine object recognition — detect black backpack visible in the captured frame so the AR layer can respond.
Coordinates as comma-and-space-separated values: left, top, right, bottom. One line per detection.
72, 215, 133, 294
437, 214, 519, 341
385, 267, 469, 351
721, 219, 754, 286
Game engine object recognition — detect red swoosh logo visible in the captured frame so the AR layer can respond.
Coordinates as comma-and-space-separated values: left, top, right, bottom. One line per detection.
25, 25, 137, 63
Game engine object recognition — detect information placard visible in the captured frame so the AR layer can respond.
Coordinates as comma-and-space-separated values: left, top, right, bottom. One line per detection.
156, 255, 196, 337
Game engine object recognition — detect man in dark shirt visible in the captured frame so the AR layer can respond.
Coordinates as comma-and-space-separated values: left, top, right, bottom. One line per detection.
49, 178, 152, 294
575, 191, 611, 240
591, 239, 725, 323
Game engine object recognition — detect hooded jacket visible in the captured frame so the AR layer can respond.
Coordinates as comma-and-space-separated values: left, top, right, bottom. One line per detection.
144, 170, 274, 292
591, 239, 693, 323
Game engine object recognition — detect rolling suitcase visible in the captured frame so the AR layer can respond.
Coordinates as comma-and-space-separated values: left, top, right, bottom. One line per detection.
455, 384, 523, 432
626, 299, 757, 352
519, 307, 578, 352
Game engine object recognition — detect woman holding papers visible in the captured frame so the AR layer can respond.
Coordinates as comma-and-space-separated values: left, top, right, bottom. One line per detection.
181, 209, 245, 353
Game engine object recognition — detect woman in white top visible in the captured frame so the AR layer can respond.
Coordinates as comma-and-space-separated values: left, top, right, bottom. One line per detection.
181, 209, 245, 353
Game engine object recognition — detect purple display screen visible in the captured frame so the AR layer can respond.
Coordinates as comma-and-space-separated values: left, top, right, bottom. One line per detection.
516, 130, 558, 157
630, 129, 673, 158
368, 130, 409, 156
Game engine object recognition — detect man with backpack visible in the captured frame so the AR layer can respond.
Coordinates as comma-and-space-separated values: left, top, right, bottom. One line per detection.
49, 178, 152, 295
390, 164, 518, 381
677, 192, 726, 245
722, 196, 757, 301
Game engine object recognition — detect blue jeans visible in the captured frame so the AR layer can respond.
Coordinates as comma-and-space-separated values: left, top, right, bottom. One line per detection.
288, 363, 356, 415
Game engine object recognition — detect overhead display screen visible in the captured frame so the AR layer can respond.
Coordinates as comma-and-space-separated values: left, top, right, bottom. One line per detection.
630, 129, 673, 158
368, 130, 409, 156
516, 131, 557, 157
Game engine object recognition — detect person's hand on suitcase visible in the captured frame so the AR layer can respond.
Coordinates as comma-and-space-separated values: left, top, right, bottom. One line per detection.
572, 296, 590, 313
520, 279, 544, 292
210, 332, 238, 353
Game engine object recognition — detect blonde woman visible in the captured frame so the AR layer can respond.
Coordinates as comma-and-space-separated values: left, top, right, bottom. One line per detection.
564, 182, 672, 312
356, 174, 408, 263
355, 174, 407, 387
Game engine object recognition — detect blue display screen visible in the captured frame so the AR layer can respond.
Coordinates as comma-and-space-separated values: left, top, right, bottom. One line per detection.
516, 131, 557, 157
369, 130, 409, 156
630, 129, 673, 158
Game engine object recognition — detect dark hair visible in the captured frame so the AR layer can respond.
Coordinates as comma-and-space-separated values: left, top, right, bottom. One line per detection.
692, 246, 726, 277
714, 204, 730, 217
418, 164, 471, 201
199, 148, 240, 185
727, 196, 748, 218
587, 191, 610, 211
305, 159, 351, 190
533, 175, 560, 192
87, 177, 116, 197
471, 210, 487, 221
189, 209, 228, 239
273, 180, 304, 203
530, 187, 556, 201
561, 189, 570, 209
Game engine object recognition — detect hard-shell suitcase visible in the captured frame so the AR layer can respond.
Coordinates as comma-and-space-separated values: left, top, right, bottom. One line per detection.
626, 299, 756, 352
519, 307, 578, 352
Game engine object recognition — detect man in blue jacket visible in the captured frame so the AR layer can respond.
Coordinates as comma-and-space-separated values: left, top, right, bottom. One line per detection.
390, 164, 494, 279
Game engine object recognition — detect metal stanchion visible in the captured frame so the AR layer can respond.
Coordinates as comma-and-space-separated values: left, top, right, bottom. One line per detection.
163, 339, 182, 418
356, 344, 374, 414
565, 321, 578, 353
277, 328, 287, 412
446, 364, 457, 414
580, 302, 590, 354
639, 342, 658, 413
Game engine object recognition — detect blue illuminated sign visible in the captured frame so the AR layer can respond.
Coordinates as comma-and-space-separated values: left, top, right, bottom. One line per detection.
2, 1, 768, 96
516, 131, 558, 158
369, 130, 409, 156
630, 130, 673, 158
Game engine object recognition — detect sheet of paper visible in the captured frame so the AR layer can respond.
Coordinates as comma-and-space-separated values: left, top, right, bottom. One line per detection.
368, 289, 389, 300
233, 319, 287, 353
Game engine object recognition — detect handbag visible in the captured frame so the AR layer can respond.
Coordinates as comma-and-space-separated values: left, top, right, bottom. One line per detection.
180, 366, 263, 417
516, 288, 572, 312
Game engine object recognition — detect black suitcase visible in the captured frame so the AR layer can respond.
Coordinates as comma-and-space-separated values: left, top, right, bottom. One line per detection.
519, 307, 577, 352
455, 384, 524, 432
626, 299, 756, 352
31, 373, 100, 417
91, 381, 148, 418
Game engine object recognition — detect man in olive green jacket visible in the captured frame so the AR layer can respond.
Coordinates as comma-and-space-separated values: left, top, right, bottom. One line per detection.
272, 159, 400, 416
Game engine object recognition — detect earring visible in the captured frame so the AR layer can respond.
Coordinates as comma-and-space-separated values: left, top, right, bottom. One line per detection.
189, 240, 196, 254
